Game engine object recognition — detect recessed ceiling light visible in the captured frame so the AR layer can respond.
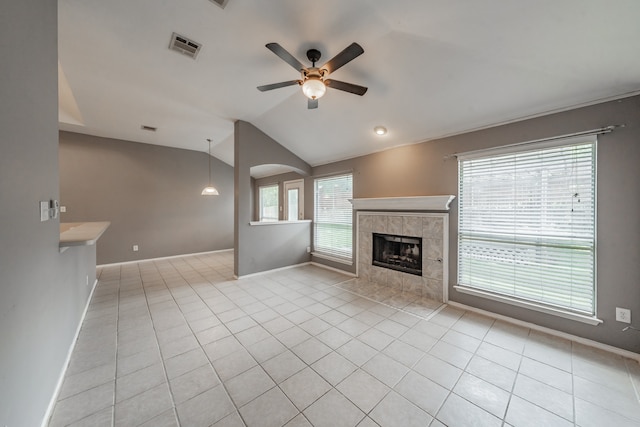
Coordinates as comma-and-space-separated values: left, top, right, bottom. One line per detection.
374, 126, 387, 136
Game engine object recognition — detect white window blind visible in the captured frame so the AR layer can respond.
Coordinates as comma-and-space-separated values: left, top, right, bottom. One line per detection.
259, 185, 279, 222
458, 138, 596, 315
314, 174, 353, 261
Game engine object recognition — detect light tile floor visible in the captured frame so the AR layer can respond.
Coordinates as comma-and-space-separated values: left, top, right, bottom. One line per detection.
48, 251, 640, 427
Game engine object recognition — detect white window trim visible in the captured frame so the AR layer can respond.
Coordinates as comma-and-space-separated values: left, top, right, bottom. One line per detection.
457, 135, 598, 322
249, 220, 311, 226
313, 173, 353, 261
454, 285, 602, 325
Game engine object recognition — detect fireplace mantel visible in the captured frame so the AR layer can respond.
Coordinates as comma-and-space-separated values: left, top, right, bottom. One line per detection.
350, 195, 456, 211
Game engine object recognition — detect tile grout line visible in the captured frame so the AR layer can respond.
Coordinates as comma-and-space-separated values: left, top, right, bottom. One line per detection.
165, 255, 249, 427
431, 313, 497, 426
141, 259, 183, 426
333, 278, 447, 323
625, 358, 640, 403
53, 252, 640, 427
216, 268, 389, 425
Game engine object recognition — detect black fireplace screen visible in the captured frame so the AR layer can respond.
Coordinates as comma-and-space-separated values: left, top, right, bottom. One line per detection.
372, 233, 422, 276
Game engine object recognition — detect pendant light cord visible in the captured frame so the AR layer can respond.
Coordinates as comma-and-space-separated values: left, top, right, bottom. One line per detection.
207, 138, 212, 186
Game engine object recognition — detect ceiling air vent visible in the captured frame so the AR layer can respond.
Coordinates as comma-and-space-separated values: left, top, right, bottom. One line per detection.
169, 32, 202, 59
209, 0, 230, 9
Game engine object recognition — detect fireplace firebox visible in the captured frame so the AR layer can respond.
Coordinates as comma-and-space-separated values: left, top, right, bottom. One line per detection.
372, 233, 422, 276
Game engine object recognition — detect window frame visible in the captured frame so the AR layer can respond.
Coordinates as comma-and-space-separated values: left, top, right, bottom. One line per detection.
454, 136, 601, 325
313, 173, 354, 264
258, 184, 279, 222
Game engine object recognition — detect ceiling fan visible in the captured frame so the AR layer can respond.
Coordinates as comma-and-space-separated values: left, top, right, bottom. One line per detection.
257, 42, 368, 109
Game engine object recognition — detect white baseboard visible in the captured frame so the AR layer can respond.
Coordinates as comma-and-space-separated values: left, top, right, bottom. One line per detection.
234, 260, 357, 280
97, 248, 233, 268
447, 301, 640, 362
41, 278, 99, 427
234, 262, 313, 279
310, 252, 353, 266
310, 261, 357, 277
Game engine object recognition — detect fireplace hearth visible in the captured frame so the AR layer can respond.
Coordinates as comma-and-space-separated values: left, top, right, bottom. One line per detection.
372, 233, 422, 276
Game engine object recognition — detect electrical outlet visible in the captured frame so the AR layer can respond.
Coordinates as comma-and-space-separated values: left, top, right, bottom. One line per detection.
60, 206, 66, 213
616, 307, 631, 323
133, 245, 139, 252
306, 246, 311, 253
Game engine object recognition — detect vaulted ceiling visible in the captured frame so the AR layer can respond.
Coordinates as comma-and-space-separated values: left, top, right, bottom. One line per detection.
58, 0, 640, 167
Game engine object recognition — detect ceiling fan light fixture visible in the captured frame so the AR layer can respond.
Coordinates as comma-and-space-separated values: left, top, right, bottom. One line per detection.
302, 78, 326, 100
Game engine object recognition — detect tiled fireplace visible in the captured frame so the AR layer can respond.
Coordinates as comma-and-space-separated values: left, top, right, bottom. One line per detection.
351, 196, 454, 303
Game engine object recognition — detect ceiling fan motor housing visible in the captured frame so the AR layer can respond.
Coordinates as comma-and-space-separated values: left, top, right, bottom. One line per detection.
303, 68, 326, 80
306, 48, 322, 66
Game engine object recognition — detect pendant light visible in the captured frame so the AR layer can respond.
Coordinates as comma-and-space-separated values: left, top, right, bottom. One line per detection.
201, 138, 219, 196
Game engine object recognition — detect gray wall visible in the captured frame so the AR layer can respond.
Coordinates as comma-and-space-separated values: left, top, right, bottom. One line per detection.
0, 2, 97, 426
59, 131, 234, 264
309, 96, 640, 353
234, 121, 312, 277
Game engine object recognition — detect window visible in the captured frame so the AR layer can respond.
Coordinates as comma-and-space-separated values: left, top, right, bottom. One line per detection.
259, 185, 279, 222
457, 137, 596, 317
314, 174, 353, 261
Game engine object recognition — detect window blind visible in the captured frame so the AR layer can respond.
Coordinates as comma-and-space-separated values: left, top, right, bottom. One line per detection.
314, 174, 353, 260
458, 139, 596, 315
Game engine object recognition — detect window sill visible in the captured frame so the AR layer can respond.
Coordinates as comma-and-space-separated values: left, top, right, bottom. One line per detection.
453, 285, 603, 326
249, 220, 311, 226
311, 252, 353, 265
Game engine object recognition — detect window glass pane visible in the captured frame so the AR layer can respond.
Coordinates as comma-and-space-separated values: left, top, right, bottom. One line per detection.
458, 141, 596, 315
287, 188, 298, 220
259, 185, 279, 222
314, 174, 353, 260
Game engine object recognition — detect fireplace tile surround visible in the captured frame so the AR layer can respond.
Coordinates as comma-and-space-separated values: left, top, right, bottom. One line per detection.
357, 212, 449, 302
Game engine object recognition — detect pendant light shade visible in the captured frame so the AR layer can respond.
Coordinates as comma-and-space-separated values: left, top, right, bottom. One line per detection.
201, 186, 219, 196
201, 139, 219, 196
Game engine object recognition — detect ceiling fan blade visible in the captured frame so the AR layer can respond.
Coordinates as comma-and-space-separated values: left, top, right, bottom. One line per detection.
266, 43, 306, 72
324, 79, 368, 96
257, 80, 301, 92
308, 98, 318, 109
320, 42, 364, 75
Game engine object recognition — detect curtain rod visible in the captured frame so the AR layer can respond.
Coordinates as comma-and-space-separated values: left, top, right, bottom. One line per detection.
444, 124, 625, 160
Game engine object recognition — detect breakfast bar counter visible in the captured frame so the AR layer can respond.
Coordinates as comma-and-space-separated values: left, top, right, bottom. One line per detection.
60, 221, 110, 248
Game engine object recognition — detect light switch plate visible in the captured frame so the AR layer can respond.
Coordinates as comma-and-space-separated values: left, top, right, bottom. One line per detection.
40, 201, 49, 221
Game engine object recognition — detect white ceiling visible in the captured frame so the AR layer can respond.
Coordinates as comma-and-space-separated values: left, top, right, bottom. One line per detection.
58, 0, 640, 168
